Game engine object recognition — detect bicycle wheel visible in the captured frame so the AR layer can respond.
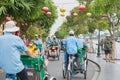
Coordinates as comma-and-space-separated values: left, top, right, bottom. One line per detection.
84, 70, 87, 79
67, 70, 72, 80
84, 58, 88, 79
62, 63, 66, 79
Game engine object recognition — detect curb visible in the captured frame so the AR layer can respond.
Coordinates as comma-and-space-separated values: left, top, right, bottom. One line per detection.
88, 59, 101, 80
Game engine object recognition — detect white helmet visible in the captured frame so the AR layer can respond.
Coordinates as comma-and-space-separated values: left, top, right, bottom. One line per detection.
35, 34, 38, 37
69, 30, 74, 34
53, 35, 56, 38
78, 34, 83, 38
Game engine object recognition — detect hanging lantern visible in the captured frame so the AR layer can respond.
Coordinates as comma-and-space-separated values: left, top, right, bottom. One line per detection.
42, 7, 49, 13
79, 5, 86, 11
73, 13, 78, 17
86, 12, 92, 17
4, 17, 11, 22
47, 12, 51, 17
60, 8, 66, 13
60, 13, 65, 17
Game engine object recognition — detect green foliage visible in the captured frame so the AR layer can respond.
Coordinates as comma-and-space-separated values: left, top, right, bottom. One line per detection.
0, 0, 34, 22
0, 0, 57, 38
91, 0, 120, 37
26, 26, 40, 40
57, 1, 93, 37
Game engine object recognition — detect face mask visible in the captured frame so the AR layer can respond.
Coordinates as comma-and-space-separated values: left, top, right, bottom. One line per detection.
29, 44, 33, 46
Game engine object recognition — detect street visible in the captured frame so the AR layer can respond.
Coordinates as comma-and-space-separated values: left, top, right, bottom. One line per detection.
47, 51, 99, 80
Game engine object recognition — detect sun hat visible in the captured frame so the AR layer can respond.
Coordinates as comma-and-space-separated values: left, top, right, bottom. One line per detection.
35, 34, 38, 36
69, 30, 74, 34
3, 21, 19, 32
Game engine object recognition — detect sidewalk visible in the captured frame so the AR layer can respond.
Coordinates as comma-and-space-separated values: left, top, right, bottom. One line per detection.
88, 53, 120, 80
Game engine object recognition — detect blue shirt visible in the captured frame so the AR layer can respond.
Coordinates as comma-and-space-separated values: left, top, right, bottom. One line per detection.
64, 36, 79, 54
78, 38, 84, 49
0, 33, 28, 74
33, 39, 42, 45
62, 39, 66, 45
52, 38, 58, 43
46, 38, 52, 43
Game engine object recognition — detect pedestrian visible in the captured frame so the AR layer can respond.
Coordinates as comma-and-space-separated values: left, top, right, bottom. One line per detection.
77, 34, 86, 73
85, 38, 90, 53
0, 21, 35, 80
104, 35, 113, 62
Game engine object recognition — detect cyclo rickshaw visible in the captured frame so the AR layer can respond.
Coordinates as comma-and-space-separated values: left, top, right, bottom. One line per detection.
46, 41, 60, 60
20, 54, 56, 80
62, 45, 88, 80
44, 41, 51, 54
36, 44, 42, 53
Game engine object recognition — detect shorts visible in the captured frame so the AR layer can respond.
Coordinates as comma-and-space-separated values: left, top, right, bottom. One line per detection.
104, 50, 112, 55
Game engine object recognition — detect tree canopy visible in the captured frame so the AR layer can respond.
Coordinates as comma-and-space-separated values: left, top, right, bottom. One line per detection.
56, 0, 120, 38
0, 0, 57, 39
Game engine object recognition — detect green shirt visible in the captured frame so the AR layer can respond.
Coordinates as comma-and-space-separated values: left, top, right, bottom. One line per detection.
104, 39, 112, 50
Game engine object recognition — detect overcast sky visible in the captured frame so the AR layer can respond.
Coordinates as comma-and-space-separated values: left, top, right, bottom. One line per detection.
50, 0, 79, 36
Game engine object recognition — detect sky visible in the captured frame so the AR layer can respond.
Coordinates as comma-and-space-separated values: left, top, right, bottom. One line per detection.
50, 0, 79, 36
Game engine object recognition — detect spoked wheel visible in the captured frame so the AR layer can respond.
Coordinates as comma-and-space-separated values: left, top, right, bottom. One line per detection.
84, 59, 88, 79
67, 70, 72, 80
57, 52, 60, 60
57, 55, 59, 60
62, 63, 66, 79
47, 52, 49, 59
50, 77, 56, 80
84, 71, 87, 79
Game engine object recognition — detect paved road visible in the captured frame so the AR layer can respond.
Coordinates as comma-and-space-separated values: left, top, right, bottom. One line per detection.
47, 51, 97, 80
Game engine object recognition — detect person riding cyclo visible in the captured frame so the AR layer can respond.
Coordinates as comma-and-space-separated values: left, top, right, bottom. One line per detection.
48, 41, 57, 55
52, 36, 59, 51
77, 34, 87, 73
26, 40, 49, 79
62, 30, 80, 77
33, 34, 43, 53
48, 36, 59, 55
45, 36, 53, 49
27, 40, 40, 55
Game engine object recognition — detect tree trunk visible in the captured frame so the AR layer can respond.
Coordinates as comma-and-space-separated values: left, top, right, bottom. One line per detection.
111, 30, 115, 60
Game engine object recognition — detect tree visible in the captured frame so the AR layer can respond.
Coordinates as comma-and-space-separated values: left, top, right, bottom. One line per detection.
56, 0, 94, 37
0, 0, 57, 38
91, 0, 120, 59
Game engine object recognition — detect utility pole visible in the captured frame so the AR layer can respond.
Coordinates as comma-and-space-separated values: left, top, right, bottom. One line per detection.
97, 29, 100, 57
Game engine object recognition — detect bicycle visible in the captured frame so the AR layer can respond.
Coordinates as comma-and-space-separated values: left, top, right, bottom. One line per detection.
62, 54, 78, 80
62, 53, 88, 80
